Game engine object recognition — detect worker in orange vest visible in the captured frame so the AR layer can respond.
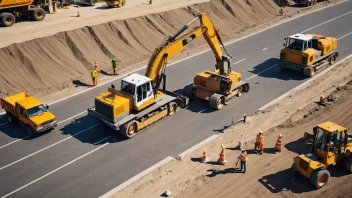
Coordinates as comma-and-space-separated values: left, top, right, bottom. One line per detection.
254, 131, 261, 152
91, 68, 98, 86
94, 61, 99, 72
257, 131, 264, 155
237, 149, 247, 173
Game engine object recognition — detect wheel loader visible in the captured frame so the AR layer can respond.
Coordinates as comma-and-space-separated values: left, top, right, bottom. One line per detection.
279, 33, 338, 77
182, 14, 249, 109
292, 121, 352, 189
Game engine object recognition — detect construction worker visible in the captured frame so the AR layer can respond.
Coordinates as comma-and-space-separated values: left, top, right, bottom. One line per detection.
91, 68, 98, 86
320, 95, 325, 104
111, 57, 117, 75
254, 131, 262, 152
258, 131, 264, 155
94, 61, 99, 72
237, 149, 247, 173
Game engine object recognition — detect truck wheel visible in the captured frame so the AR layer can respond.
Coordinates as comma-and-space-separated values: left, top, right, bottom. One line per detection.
30, 8, 46, 21
310, 169, 330, 189
209, 94, 225, 110
120, 121, 138, 138
329, 55, 336, 65
26, 126, 34, 136
0, 13, 15, 27
6, 112, 14, 123
345, 157, 352, 173
183, 84, 196, 99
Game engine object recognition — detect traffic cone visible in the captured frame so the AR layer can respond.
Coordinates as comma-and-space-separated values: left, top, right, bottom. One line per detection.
201, 149, 208, 163
77, 6, 80, 17
274, 134, 282, 153
218, 144, 227, 164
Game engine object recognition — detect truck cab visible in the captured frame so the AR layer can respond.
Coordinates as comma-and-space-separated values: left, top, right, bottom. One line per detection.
1, 92, 57, 136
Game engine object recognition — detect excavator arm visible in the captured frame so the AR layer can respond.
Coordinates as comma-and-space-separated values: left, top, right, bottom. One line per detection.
145, 13, 231, 91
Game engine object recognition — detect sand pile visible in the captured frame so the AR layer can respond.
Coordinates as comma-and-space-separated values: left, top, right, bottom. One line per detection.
0, 0, 280, 98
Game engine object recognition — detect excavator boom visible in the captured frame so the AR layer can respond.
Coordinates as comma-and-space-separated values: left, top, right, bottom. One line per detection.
145, 13, 229, 88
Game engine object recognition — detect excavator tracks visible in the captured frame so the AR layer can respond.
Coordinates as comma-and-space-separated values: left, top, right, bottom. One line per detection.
119, 102, 179, 138
209, 83, 249, 109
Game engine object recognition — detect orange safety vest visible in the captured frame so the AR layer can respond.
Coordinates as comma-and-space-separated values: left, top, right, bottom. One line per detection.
257, 134, 264, 143
240, 153, 247, 162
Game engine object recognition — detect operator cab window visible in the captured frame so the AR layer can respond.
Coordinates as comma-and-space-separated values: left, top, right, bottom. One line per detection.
287, 38, 304, 51
121, 81, 135, 96
137, 83, 149, 102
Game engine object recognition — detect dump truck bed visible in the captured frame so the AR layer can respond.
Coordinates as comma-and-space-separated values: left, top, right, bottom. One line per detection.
1, 92, 30, 107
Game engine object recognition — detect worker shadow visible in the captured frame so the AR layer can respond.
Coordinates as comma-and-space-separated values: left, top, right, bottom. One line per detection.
72, 79, 91, 87
248, 58, 306, 81
206, 168, 242, 177
258, 168, 315, 193
213, 125, 232, 133
100, 70, 117, 76
60, 115, 127, 144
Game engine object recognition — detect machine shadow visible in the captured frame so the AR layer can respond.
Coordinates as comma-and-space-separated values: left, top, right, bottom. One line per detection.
248, 58, 307, 81
173, 89, 217, 114
0, 122, 37, 140
60, 115, 128, 144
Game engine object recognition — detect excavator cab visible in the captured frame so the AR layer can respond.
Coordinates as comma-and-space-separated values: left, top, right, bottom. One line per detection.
292, 121, 352, 189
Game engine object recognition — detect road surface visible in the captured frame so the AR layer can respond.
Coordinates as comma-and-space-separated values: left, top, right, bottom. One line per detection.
0, 1, 352, 197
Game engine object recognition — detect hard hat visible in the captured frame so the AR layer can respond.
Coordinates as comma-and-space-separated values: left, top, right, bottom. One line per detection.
95, 61, 98, 65
242, 149, 245, 151
259, 131, 263, 134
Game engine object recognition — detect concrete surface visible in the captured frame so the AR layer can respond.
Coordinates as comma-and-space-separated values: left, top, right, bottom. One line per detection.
0, 1, 352, 197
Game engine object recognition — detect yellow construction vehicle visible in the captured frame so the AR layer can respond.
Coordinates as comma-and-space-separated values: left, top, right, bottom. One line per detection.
0, 0, 48, 27
1, 92, 57, 136
106, 0, 125, 8
181, 14, 249, 109
279, 33, 338, 77
292, 121, 352, 189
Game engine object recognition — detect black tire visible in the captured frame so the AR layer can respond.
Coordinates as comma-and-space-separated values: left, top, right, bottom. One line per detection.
168, 102, 178, 116
310, 169, 330, 189
120, 121, 137, 138
30, 8, 46, 21
0, 13, 15, 27
329, 55, 336, 65
6, 112, 14, 123
26, 126, 35, 136
345, 157, 352, 173
183, 84, 196, 99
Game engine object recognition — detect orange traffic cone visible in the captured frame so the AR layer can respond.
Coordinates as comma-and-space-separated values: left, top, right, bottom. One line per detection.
77, 6, 80, 17
201, 149, 208, 163
218, 144, 227, 164
274, 134, 282, 153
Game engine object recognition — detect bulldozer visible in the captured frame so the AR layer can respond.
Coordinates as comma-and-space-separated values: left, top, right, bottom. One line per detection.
182, 14, 249, 109
292, 121, 352, 189
279, 33, 338, 77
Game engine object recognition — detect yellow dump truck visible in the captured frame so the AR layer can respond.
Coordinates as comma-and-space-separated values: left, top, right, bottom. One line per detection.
1, 92, 57, 136
0, 0, 48, 27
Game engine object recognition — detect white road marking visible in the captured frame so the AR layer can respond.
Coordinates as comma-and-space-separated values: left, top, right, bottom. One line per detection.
338, 31, 352, 40
0, 122, 8, 127
198, 108, 207, 113
0, 111, 88, 150
301, 10, 352, 33
0, 136, 30, 150
1, 136, 110, 198
245, 64, 278, 81
262, 47, 268, 51
7, 0, 340, 110
57, 111, 87, 125
233, 58, 246, 65
0, 124, 98, 171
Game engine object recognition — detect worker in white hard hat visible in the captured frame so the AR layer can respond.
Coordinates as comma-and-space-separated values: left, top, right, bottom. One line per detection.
238, 149, 247, 173
254, 131, 263, 153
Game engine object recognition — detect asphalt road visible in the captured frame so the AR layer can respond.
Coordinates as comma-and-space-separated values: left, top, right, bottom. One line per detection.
1, 1, 352, 197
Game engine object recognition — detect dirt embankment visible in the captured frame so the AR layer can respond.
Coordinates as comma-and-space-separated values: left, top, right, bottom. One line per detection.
0, 0, 340, 100
111, 55, 352, 198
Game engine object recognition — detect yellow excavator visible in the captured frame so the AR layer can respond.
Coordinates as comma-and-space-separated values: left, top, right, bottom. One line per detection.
279, 33, 338, 77
292, 121, 352, 189
182, 14, 249, 109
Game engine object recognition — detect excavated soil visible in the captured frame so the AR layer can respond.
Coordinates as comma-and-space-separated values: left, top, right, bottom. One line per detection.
111, 56, 352, 198
0, 0, 341, 101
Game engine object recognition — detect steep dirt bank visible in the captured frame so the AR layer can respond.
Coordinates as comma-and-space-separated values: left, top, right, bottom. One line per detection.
110, 56, 352, 198
0, 0, 340, 100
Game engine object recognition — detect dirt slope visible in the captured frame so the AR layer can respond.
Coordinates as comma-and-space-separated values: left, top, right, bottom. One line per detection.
0, 0, 339, 100
111, 56, 352, 198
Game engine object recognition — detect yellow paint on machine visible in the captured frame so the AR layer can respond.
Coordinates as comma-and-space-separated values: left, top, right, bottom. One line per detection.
136, 107, 168, 130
